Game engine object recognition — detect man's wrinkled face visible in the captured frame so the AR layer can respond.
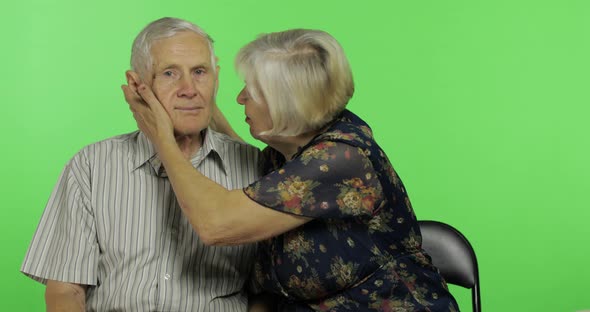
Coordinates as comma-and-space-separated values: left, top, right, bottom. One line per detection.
149, 31, 218, 137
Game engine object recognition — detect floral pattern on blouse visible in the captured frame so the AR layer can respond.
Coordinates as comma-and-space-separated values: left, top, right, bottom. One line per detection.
245, 110, 459, 311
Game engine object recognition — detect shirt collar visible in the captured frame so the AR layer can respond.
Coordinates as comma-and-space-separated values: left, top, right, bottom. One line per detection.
131, 128, 230, 176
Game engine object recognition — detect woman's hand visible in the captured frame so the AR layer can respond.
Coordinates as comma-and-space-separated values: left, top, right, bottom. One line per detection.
121, 71, 175, 150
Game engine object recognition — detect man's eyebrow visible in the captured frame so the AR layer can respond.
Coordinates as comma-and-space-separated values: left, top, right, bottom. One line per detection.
154, 63, 181, 71
192, 62, 211, 69
154, 62, 211, 71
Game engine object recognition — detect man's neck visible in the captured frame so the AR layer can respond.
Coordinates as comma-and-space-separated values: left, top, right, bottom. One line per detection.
174, 132, 204, 160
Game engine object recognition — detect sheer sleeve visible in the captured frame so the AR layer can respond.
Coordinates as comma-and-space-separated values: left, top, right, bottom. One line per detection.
244, 141, 384, 219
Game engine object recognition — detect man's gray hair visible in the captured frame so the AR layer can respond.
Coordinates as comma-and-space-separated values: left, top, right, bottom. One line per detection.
131, 17, 216, 80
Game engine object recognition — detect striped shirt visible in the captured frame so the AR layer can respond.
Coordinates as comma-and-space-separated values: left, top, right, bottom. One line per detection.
21, 129, 261, 312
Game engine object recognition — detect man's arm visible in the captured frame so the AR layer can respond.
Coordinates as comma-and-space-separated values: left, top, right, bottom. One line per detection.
45, 280, 87, 312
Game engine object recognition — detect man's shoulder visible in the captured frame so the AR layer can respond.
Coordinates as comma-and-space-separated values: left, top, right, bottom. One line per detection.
72, 131, 141, 162
52, 131, 141, 182
79, 131, 140, 150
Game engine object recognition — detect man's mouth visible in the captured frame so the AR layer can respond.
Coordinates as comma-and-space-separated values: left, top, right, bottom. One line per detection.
176, 106, 203, 112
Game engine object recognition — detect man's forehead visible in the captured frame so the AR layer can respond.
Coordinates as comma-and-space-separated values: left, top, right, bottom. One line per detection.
153, 30, 209, 45
151, 32, 211, 64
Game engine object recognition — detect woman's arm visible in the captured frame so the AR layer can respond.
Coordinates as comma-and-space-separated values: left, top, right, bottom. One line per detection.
138, 124, 308, 245
122, 78, 310, 245
248, 292, 278, 312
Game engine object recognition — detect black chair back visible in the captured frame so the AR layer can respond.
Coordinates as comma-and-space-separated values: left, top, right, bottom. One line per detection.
419, 220, 481, 312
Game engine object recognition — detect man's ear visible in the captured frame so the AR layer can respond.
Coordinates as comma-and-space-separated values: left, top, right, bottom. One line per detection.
214, 65, 221, 95
126, 70, 141, 89
214, 57, 220, 81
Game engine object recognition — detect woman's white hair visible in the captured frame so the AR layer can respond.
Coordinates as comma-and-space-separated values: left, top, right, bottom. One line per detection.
235, 29, 354, 137
131, 17, 216, 80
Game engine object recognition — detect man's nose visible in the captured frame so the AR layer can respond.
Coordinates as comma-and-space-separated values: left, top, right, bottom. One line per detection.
178, 75, 198, 98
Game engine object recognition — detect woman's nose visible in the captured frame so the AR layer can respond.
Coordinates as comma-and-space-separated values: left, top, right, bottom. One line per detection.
236, 88, 248, 105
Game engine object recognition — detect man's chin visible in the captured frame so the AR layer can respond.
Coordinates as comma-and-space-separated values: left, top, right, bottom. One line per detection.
173, 128, 206, 138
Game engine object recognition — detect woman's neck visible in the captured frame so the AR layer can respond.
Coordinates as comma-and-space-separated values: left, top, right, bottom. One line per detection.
265, 128, 325, 160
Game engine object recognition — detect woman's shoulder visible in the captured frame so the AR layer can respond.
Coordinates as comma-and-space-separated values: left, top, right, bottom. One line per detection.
316, 110, 376, 148
259, 145, 286, 174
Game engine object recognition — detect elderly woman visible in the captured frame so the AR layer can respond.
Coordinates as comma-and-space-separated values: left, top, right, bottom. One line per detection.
125, 29, 458, 311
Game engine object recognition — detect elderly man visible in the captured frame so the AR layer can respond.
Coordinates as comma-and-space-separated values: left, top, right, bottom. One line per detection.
21, 17, 261, 311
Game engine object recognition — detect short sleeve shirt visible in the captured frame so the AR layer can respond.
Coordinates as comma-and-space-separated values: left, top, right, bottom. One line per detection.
22, 129, 261, 312
244, 110, 459, 311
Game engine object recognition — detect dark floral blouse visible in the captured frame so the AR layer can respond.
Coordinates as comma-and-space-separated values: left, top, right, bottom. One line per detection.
244, 110, 459, 311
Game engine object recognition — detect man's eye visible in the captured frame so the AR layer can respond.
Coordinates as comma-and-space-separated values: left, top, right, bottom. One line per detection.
195, 69, 205, 75
163, 71, 174, 77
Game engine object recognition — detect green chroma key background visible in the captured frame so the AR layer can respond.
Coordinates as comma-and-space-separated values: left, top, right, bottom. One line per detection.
1, 0, 589, 311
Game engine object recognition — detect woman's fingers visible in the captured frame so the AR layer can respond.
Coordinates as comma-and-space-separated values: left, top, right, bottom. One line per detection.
122, 85, 139, 107
136, 84, 164, 112
122, 71, 150, 113
121, 77, 174, 145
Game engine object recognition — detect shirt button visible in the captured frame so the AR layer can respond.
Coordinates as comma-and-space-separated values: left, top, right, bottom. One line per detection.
280, 289, 289, 297
164, 274, 171, 280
